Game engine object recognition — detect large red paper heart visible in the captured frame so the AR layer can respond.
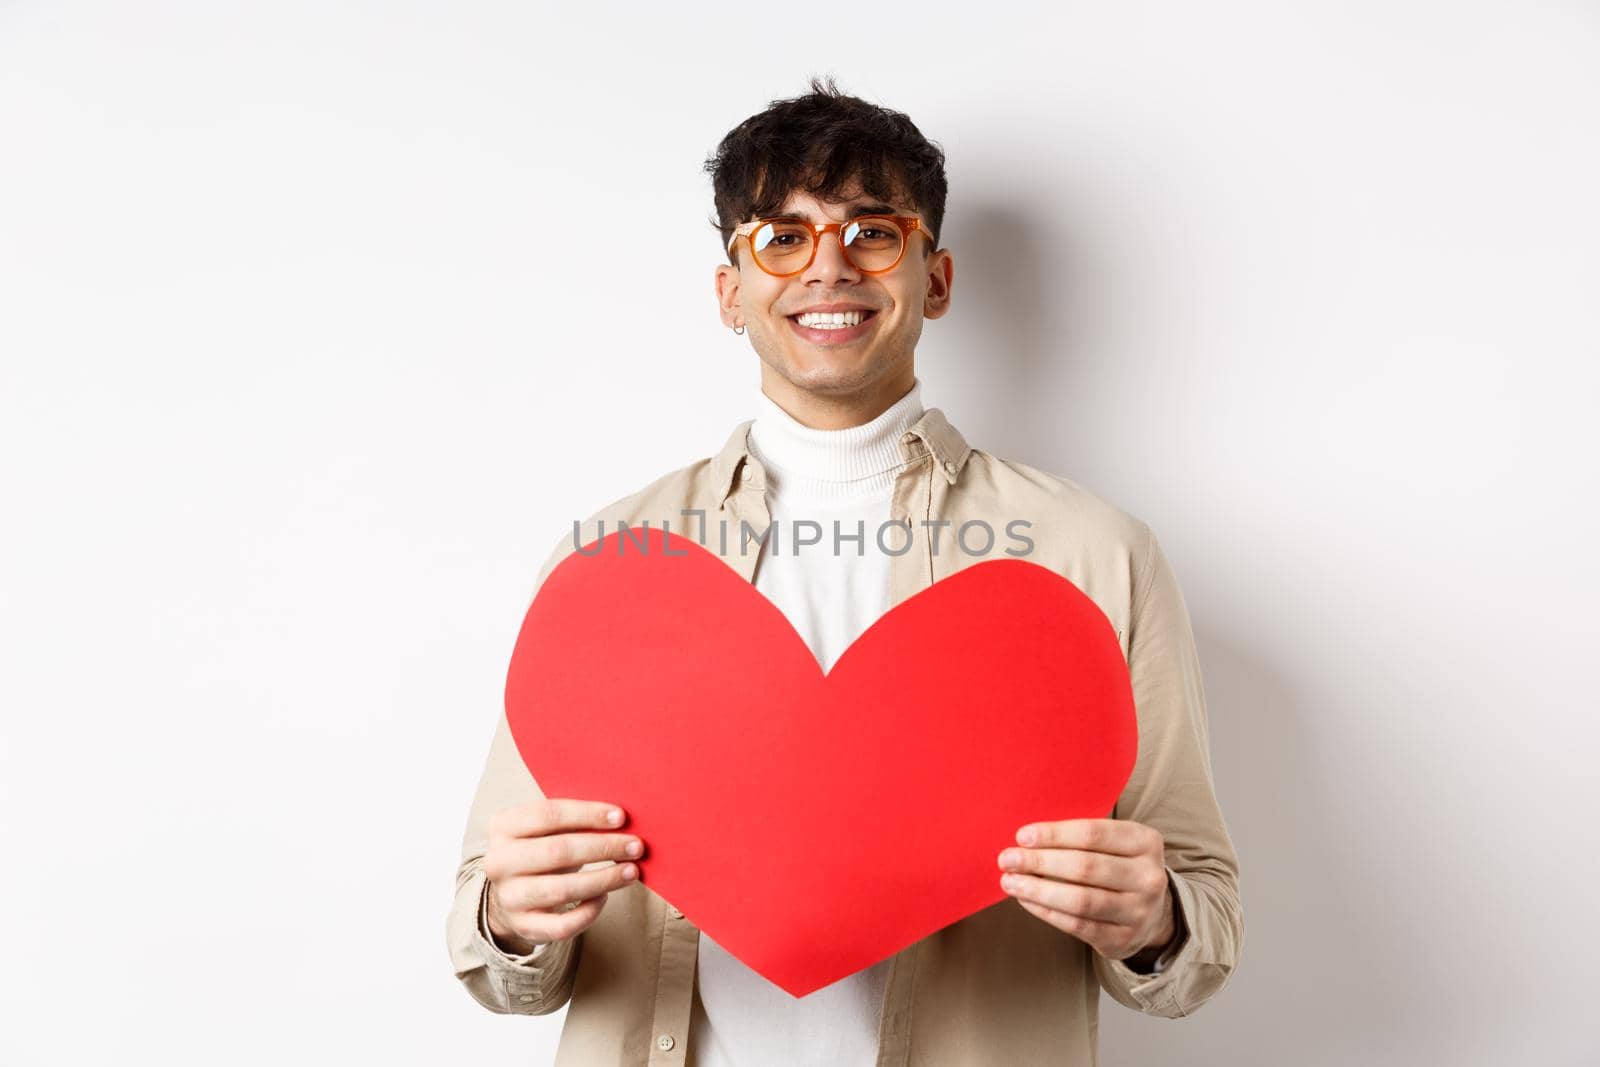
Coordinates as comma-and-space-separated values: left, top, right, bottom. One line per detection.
505, 526, 1137, 998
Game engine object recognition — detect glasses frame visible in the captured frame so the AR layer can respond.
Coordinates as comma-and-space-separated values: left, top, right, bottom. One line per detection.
726, 214, 932, 278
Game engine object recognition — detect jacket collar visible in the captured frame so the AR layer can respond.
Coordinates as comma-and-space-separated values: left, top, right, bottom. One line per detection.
711, 405, 973, 510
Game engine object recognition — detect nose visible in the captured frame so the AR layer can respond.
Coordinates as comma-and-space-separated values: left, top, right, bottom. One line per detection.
800, 228, 862, 285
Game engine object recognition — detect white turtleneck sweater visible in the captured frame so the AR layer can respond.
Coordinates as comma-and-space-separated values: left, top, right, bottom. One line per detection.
686, 379, 927, 1067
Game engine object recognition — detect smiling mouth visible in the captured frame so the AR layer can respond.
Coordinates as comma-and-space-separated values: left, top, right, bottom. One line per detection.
787, 310, 878, 326
785, 309, 880, 346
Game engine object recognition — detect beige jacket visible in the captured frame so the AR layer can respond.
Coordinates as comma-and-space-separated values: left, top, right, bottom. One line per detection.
446, 406, 1244, 1066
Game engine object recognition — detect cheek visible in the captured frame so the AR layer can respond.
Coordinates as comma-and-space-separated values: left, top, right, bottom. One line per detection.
754, 281, 790, 311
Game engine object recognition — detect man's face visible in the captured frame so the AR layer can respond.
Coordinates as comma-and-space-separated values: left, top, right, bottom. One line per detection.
715, 181, 953, 407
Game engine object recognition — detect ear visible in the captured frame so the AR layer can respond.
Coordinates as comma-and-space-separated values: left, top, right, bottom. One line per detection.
922, 248, 954, 320
715, 262, 743, 329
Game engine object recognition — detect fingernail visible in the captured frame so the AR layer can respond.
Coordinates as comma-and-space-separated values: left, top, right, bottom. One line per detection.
621, 863, 637, 879
607, 809, 623, 826
1018, 827, 1037, 846
999, 849, 1021, 869
625, 840, 643, 858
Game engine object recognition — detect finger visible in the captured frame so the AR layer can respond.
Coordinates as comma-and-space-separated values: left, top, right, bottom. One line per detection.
1015, 818, 1151, 856
500, 832, 645, 878
541, 863, 639, 911
1001, 872, 1135, 925
1015, 897, 1135, 953
490, 798, 628, 841
514, 893, 608, 945
486, 832, 643, 882
502, 862, 640, 914
998, 847, 1145, 892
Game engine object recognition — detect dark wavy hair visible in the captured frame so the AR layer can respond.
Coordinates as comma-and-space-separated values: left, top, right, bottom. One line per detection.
704, 75, 949, 267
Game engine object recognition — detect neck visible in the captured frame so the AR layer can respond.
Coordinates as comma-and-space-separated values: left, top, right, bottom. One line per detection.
748, 377, 924, 505
756, 362, 918, 430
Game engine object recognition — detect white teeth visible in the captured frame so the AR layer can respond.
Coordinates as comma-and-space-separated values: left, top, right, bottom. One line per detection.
795, 310, 867, 327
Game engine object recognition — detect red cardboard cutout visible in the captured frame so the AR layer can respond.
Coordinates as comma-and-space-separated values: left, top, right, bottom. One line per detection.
504, 526, 1137, 998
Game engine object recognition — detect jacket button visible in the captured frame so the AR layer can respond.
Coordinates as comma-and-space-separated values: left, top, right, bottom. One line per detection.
740, 466, 753, 479
657, 1034, 676, 1051
669, 905, 683, 919
944, 460, 957, 474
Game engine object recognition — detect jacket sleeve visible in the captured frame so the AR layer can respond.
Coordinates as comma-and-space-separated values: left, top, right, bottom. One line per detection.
446, 537, 584, 1016
1093, 524, 1245, 1018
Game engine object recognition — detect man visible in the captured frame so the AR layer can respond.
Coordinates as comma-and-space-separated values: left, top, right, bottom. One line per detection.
447, 76, 1243, 1066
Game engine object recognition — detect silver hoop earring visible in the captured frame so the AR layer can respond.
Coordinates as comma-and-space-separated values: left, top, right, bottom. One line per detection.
732, 324, 745, 335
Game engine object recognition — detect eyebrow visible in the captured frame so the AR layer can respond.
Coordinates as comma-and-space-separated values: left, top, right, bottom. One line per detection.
768, 202, 902, 221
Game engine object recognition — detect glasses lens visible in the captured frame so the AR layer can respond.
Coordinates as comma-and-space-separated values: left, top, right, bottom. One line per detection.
750, 220, 814, 273
750, 217, 905, 275
841, 217, 905, 271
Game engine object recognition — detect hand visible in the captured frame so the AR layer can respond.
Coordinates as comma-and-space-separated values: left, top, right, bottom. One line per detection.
996, 818, 1177, 964
483, 798, 647, 955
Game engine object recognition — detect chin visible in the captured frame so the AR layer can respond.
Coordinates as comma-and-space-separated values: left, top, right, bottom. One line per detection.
779, 360, 886, 396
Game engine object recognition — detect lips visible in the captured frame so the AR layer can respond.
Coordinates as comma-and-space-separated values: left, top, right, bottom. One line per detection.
786, 309, 879, 346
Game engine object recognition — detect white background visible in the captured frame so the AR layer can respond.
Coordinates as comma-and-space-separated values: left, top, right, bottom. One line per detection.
3, 2, 1597, 1064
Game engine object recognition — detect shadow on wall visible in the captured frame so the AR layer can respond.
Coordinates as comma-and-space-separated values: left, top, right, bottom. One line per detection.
921, 192, 1113, 478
